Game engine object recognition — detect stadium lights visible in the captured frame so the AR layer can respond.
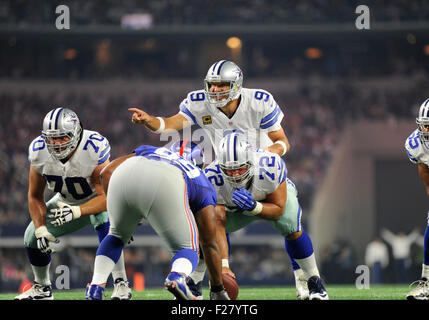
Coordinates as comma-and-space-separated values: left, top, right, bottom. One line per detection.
64, 49, 77, 60
424, 45, 429, 55
226, 37, 242, 50
305, 47, 322, 59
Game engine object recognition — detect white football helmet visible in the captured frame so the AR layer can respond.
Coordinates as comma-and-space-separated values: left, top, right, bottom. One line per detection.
416, 98, 429, 149
204, 60, 243, 109
41, 108, 82, 160
218, 132, 254, 188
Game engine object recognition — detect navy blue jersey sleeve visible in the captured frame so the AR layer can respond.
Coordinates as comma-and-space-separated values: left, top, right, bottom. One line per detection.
186, 173, 217, 213
134, 145, 158, 156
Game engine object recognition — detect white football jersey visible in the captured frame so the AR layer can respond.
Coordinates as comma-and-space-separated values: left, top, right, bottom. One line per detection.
28, 129, 110, 206
178, 88, 284, 155
404, 129, 429, 166
203, 148, 292, 212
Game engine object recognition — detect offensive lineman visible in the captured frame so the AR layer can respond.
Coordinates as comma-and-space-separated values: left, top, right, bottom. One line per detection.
129, 60, 308, 299
15, 108, 131, 300
85, 145, 229, 300
205, 132, 328, 300
404, 98, 429, 300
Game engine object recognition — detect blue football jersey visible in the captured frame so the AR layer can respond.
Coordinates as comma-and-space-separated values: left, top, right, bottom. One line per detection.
133, 145, 217, 213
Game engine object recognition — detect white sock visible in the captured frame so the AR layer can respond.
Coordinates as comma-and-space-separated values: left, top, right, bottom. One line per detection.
294, 253, 320, 280
112, 251, 127, 281
91, 255, 116, 287
32, 263, 51, 286
422, 264, 429, 279
171, 258, 193, 277
188, 259, 207, 283
294, 268, 305, 282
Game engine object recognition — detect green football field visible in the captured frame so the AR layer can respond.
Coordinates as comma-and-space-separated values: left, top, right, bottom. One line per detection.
0, 284, 411, 300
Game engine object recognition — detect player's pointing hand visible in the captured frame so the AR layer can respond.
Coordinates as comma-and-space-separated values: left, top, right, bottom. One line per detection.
128, 107, 151, 124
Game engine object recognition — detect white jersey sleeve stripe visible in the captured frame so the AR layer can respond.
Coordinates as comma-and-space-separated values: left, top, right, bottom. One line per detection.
260, 107, 282, 129
179, 101, 197, 125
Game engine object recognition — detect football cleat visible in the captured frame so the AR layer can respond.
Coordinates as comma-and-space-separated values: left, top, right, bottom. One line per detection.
186, 277, 203, 300
210, 289, 231, 300
307, 276, 329, 300
85, 284, 105, 300
111, 278, 132, 300
14, 282, 53, 300
406, 278, 428, 300
164, 272, 197, 300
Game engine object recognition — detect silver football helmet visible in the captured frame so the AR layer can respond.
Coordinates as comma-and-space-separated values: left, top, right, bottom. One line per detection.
41, 108, 82, 160
416, 98, 429, 149
218, 132, 254, 188
204, 60, 243, 109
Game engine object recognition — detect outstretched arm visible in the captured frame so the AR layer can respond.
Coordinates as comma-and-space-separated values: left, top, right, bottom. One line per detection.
128, 108, 191, 133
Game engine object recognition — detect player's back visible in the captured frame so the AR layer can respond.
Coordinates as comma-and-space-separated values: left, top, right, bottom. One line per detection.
28, 129, 111, 205
133, 145, 217, 213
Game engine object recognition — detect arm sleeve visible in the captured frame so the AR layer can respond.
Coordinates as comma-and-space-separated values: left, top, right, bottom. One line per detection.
178, 98, 197, 125
259, 93, 284, 131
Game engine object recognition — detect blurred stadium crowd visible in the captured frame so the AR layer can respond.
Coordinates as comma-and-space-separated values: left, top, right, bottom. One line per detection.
1, 0, 429, 25
1, 0, 429, 292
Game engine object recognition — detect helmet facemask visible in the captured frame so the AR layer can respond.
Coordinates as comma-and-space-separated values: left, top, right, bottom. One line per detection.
204, 60, 243, 109
41, 108, 82, 160
204, 80, 241, 109
219, 161, 253, 189
417, 117, 429, 149
218, 132, 254, 189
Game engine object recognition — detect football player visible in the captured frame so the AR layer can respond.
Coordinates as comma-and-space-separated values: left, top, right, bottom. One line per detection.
404, 98, 429, 300
15, 108, 131, 300
205, 132, 329, 300
129, 60, 308, 299
86, 145, 229, 300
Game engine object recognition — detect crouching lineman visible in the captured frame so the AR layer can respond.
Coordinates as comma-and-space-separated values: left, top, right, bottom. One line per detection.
404, 98, 429, 300
15, 108, 131, 300
204, 132, 328, 300
85, 144, 229, 300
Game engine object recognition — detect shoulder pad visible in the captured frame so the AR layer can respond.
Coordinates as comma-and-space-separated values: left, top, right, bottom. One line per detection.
81, 130, 110, 164
405, 130, 423, 164
28, 135, 50, 172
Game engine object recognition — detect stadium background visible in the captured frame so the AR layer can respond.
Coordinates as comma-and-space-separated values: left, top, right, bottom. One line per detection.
0, 0, 429, 293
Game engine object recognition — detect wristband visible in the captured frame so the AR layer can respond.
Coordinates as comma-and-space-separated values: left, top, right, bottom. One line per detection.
221, 259, 229, 268
152, 117, 165, 134
274, 140, 287, 156
249, 201, 263, 215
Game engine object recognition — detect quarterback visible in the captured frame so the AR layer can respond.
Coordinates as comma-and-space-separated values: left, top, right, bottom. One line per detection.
404, 98, 429, 300
205, 132, 328, 300
129, 60, 308, 298
15, 108, 130, 300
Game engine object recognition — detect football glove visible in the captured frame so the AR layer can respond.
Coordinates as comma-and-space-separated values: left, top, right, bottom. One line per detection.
48, 201, 82, 227
35, 226, 59, 254
232, 187, 257, 211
